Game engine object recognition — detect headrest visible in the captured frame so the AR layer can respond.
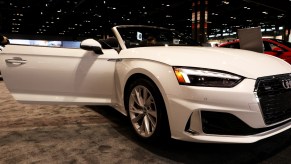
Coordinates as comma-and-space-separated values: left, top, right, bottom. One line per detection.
0, 36, 10, 46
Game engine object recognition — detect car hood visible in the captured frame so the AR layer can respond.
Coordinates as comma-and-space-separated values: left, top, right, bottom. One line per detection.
121, 46, 291, 79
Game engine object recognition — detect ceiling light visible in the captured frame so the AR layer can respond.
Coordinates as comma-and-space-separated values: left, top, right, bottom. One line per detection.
262, 11, 268, 14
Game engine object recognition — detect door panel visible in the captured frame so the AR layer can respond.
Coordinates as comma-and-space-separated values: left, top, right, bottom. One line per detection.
0, 45, 119, 104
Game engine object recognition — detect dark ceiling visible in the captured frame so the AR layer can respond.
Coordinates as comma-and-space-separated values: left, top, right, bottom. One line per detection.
0, 0, 290, 41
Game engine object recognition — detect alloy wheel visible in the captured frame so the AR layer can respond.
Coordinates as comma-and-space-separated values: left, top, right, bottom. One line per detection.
128, 85, 157, 138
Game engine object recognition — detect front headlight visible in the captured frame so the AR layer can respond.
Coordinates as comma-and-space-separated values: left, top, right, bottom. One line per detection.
173, 67, 244, 87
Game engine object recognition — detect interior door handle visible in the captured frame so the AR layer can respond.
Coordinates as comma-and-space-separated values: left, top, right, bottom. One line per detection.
5, 57, 27, 64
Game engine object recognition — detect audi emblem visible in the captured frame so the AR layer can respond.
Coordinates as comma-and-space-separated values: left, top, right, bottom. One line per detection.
282, 79, 291, 89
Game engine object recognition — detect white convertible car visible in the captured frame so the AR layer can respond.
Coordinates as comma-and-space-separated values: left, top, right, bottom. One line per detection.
1, 25, 291, 143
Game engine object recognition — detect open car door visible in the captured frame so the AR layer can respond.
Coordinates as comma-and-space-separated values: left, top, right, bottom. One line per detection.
0, 39, 119, 105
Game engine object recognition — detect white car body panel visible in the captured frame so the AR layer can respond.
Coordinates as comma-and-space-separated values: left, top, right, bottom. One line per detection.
120, 47, 291, 79
1, 26, 291, 143
1, 45, 119, 105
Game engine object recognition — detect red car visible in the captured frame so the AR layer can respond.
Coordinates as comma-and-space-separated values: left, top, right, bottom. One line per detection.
219, 38, 291, 64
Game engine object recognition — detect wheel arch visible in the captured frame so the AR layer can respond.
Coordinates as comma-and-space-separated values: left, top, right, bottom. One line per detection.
123, 72, 171, 138
123, 73, 167, 110
123, 72, 170, 118
121, 64, 174, 110
115, 60, 178, 138
119, 61, 177, 114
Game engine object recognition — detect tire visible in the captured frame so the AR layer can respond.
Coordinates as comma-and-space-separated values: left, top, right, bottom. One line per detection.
125, 78, 170, 141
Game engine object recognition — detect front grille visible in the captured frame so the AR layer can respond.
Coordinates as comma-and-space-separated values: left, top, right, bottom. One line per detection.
255, 73, 291, 125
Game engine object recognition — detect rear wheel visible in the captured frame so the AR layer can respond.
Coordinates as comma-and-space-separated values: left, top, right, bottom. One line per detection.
125, 78, 169, 140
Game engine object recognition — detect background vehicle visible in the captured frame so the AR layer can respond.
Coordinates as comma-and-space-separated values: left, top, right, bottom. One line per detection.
1, 26, 291, 143
219, 38, 291, 64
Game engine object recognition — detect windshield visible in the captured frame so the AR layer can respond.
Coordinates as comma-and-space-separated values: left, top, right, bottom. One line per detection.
116, 26, 200, 48
270, 39, 291, 48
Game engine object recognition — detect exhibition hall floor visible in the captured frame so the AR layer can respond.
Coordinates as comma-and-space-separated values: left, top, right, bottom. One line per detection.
0, 80, 290, 163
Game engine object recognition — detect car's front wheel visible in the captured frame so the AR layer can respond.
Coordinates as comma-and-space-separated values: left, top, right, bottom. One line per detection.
125, 78, 169, 141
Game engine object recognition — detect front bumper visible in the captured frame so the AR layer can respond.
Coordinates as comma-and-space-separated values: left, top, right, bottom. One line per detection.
185, 110, 291, 143
185, 120, 291, 143
165, 78, 291, 143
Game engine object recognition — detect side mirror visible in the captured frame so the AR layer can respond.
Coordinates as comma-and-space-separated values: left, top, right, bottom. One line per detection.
80, 39, 103, 54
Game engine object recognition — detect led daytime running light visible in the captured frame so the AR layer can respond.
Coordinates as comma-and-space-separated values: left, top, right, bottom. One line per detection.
179, 68, 241, 80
